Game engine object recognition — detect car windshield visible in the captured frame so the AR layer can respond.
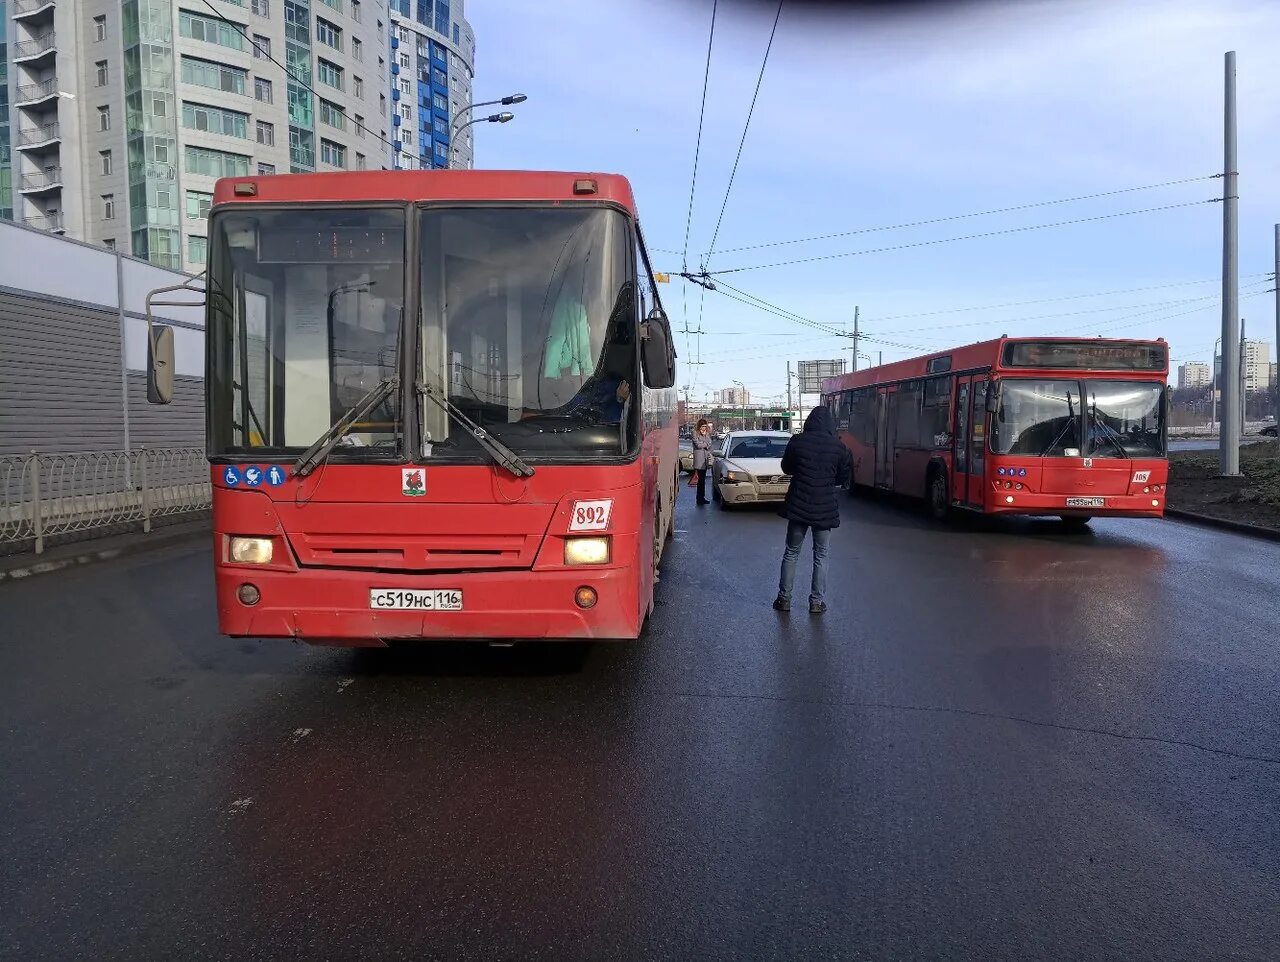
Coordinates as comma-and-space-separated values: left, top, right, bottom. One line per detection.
418, 206, 635, 460
728, 436, 789, 459
992, 379, 1081, 456
1085, 380, 1166, 458
206, 207, 406, 457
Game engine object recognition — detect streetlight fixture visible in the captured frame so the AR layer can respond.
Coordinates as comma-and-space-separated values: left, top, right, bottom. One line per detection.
450, 94, 526, 169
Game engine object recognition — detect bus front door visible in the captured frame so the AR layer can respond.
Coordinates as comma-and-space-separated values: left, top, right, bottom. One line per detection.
954, 376, 987, 509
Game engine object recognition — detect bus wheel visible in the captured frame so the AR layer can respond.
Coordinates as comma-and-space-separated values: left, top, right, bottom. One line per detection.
927, 468, 950, 522
1059, 515, 1092, 530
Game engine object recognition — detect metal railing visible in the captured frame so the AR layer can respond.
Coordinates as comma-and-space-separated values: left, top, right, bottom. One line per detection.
13, 32, 56, 59
0, 448, 210, 555
16, 122, 60, 147
23, 212, 64, 232
19, 167, 62, 192
15, 76, 59, 105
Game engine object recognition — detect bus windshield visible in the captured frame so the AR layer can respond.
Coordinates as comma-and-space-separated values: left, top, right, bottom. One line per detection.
207, 207, 407, 457
992, 379, 1081, 456
993, 378, 1166, 458
418, 206, 635, 460
1085, 380, 1166, 458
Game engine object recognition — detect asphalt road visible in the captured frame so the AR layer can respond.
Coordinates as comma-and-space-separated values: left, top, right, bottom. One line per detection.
3, 488, 1278, 960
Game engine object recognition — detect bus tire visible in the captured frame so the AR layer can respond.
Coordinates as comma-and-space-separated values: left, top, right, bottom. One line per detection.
926, 466, 950, 522
1059, 515, 1092, 529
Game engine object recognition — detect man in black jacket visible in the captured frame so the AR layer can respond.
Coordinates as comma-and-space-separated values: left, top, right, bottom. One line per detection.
774, 406, 853, 614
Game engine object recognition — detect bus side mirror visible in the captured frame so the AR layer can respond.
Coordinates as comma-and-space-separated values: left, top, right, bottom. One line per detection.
985, 383, 1000, 414
641, 308, 676, 389
144, 274, 206, 406
148, 325, 175, 405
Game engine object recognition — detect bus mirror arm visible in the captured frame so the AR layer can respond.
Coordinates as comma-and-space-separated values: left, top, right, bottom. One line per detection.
143, 273, 206, 405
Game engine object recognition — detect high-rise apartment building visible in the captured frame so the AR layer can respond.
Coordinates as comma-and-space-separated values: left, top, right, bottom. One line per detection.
0, 2, 12, 221
386, 0, 474, 171
1176, 361, 1211, 390
716, 386, 749, 407
1, 0, 417, 270
1242, 339, 1270, 394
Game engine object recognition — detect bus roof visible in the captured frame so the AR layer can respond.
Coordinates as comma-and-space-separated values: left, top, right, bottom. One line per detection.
211, 170, 638, 211
822, 336, 1169, 394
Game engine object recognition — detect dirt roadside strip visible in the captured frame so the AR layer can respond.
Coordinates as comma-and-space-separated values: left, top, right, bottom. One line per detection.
0, 520, 209, 584
1165, 439, 1280, 539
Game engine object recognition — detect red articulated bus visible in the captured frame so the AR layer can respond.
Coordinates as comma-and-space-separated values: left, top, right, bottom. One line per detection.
821, 337, 1170, 527
146, 171, 679, 645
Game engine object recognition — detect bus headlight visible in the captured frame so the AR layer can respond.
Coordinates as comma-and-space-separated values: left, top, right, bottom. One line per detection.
229, 536, 274, 565
565, 536, 610, 566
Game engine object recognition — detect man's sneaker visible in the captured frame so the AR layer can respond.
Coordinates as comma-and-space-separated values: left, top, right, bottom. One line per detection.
809, 601, 827, 615
772, 597, 790, 612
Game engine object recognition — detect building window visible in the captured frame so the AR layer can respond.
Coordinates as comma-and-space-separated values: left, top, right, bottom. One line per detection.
104, 238, 116, 250
399, 77, 411, 96
353, 76, 364, 98
252, 34, 271, 59
433, 93, 447, 112
188, 235, 208, 264
155, 142, 170, 163
252, 0, 271, 15
352, 37, 362, 61
98, 106, 111, 131
352, 0, 362, 22
354, 113, 365, 136
185, 145, 252, 178
399, 52, 410, 70
432, 68, 447, 87
433, 116, 447, 136
95, 16, 107, 42
179, 10, 247, 52
453, 22, 460, 44
317, 59, 343, 91
319, 139, 346, 167
258, 162, 276, 175
320, 100, 346, 129
255, 77, 273, 103
181, 57, 248, 96
319, 0, 343, 11
182, 102, 250, 138
103, 195, 115, 219
316, 18, 342, 52
156, 189, 172, 208
399, 128, 411, 144
95, 61, 108, 86
186, 190, 214, 219
100, 150, 113, 175
257, 120, 276, 145
399, 104, 411, 121
153, 96, 167, 117
434, 141, 447, 159
356, 152, 367, 169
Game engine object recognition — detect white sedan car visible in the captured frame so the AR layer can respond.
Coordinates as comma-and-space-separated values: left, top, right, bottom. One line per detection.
711, 431, 792, 509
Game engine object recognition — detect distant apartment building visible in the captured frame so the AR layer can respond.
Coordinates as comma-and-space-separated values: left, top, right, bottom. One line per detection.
716, 385, 750, 406
386, 0, 475, 171
1243, 339, 1270, 393
1177, 361, 1211, 390
2, 1, 483, 271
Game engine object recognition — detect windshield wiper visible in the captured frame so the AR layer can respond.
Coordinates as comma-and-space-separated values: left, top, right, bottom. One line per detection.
1040, 390, 1078, 457
414, 380, 535, 478
1089, 400, 1130, 458
293, 376, 399, 478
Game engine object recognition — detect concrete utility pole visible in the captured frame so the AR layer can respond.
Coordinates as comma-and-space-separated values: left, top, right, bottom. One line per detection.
1220, 50, 1241, 475
851, 306, 860, 372
786, 362, 793, 415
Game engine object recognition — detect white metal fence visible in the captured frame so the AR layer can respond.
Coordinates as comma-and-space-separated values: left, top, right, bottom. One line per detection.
0, 448, 210, 555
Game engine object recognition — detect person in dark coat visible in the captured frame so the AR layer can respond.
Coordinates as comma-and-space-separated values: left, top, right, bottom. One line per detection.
774, 406, 853, 614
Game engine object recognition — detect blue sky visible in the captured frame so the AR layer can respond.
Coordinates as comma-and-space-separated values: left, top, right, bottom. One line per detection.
466, 0, 1280, 405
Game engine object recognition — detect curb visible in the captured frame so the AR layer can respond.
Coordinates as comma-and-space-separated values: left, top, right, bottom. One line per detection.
0, 523, 208, 584
1164, 507, 1280, 543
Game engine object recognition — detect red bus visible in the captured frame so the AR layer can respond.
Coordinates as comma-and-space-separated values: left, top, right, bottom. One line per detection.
821, 337, 1169, 526
146, 171, 679, 644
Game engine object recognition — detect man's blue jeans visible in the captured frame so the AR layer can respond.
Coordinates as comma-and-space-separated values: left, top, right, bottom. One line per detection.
777, 521, 831, 605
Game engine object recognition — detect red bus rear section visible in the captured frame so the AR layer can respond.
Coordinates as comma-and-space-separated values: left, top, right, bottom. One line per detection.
178, 171, 679, 645
822, 337, 1169, 523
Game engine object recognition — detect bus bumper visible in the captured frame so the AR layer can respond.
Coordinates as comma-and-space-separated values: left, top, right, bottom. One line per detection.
985, 492, 1166, 517
214, 564, 642, 644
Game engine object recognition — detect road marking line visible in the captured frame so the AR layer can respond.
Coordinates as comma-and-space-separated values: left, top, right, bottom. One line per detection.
337, 678, 354, 693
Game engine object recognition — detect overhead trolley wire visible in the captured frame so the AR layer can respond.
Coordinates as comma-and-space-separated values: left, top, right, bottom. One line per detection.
681, 0, 719, 271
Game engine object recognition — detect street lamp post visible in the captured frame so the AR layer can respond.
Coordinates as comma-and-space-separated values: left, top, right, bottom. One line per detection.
450, 93, 526, 168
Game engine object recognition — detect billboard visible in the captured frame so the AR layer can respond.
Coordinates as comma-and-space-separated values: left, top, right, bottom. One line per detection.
797, 359, 846, 394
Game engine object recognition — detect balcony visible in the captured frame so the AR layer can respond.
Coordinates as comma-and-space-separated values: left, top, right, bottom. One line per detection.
15, 123, 61, 150
19, 167, 64, 195
11, 0, 56, 22
14, 77, 60, 109
13, 32, 57, 65
24, 213, 66, 234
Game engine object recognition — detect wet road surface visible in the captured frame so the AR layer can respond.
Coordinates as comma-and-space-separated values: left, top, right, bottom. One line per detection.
2, 488, 1278, 960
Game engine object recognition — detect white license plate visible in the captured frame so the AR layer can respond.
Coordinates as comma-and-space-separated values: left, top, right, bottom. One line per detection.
1065, 497, 1105, 508
369, 588, 463, 611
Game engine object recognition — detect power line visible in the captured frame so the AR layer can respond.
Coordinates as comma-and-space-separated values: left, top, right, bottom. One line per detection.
197, 0, 428, 170
704, 0, 784, 265
712, 175, 1220, 255
707, 199, 1218, 275
682, 0, 719, 270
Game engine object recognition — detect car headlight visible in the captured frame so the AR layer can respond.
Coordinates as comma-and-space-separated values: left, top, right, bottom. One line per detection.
564, 536, 610, 566
228, 536, 273, 565
723, 470, 746, 483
